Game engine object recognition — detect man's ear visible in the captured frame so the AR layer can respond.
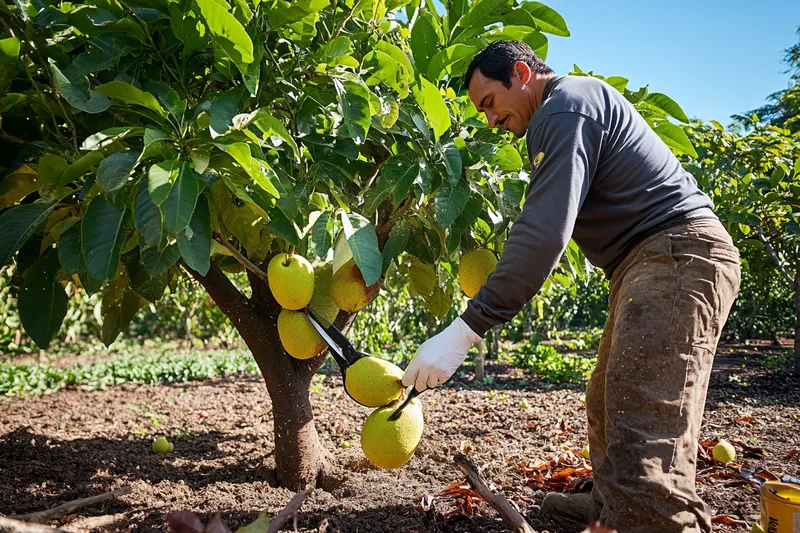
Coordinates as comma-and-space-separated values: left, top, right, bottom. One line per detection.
513, 61, 532, 85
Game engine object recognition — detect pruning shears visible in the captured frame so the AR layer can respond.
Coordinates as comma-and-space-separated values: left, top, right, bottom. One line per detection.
305, 307, 426, 418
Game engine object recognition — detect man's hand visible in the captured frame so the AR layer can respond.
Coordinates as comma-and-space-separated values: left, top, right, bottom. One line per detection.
402, 317, 482, 392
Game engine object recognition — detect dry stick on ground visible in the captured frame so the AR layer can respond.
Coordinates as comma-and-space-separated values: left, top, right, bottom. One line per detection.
0, 516, 72, 533
13, 487, 132, 524
266, 488, 313, 533
453, 454, 535, 533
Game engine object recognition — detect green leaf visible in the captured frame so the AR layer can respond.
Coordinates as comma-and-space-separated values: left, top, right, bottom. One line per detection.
324, 36, 352, 57
57, 222, 82, 276
148, 158, 181, 206
521, 1, 570, 36
408, 255, 435, 297
177, 193, 211, 275
58, 151, 105, 188
217, 143, 280, 197
422, 283, 452, 319
265, 207, 299, 246
0, 203, 54, 267
81, 126, 145, 151
96, 80, 166, 116
454, 0, 508, 33
237, 511, 271, 533
195, 0, 254, 68
340, 212, 382, 286
412, 76, 450, 141
409, 11, 442, 76
163, 163, 203, 233
377, 151, 420, 204
50, 61, 110, 114
653, 121, 698, 158
170, 2, 210, 53
267, 0, 329, 28
0, 37, 21, 64
141, 242, 181, 276
234, 108, 301, 162
97, 151, 139, 192
364, 49, 412, 98
18, 250, 68, 349
101, 274, 145, 346
83, 196, 130, 281
382, 219, 410, 273
209, 86, 247, 137
441, 142, 462, 184
311, 210, 333, 260
334, 77, 371, 144
134, 177, 165, 247
126, 253, 169, 303
435, 178, 471, 228
426, 44, 480, 82
644, 93, 689, 123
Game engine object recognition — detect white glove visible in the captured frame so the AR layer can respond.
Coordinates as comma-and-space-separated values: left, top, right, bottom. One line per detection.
402, 316, 482, 392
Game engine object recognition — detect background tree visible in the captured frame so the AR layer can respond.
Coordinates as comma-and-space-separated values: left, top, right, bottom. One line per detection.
685, 120, 800, 374
0, 0, 695, 488
734, 25, 800, 132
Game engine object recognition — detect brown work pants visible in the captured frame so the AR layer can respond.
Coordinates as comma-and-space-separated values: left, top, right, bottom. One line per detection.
586, 219, 741, 533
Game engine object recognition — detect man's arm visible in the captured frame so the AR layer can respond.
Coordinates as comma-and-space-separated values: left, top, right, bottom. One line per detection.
461, 111, 606, 336
401, 111, 606, 391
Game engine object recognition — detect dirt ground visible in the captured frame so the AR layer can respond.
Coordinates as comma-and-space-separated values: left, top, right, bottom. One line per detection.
0, 342, 798, 533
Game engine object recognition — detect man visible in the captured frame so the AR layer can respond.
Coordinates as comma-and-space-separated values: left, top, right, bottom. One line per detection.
401, 40, 741, 533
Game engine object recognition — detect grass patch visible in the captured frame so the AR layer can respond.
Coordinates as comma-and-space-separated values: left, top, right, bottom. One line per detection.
0, 346, 261, 396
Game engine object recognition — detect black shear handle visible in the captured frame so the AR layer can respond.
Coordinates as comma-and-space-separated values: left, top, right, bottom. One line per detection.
387, 387, 423, 421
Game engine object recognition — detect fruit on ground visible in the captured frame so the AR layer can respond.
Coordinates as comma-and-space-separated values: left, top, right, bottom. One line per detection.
267, 253, 315, 310
459, 249, 498, 298
713, 440, 736, 463
581, 444, 591, 461
345, 356, 404, 407
278, 309, 326, 359
361, 398, 424, 470
751, 523, 765, 533
331, 260, 379, 312
152, 436, 173, 453
520, 398, 530, 409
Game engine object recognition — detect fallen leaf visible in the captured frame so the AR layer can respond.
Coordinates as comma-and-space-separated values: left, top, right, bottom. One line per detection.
711, 514, 747, 526
166, 511, 204, 533
236, 510, 271, 532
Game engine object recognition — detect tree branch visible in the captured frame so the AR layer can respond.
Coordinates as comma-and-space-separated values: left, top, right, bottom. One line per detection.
14, 487, 131, 524
453, 453, 535, 533
184, 261, 255, 332
756, 229, 793, 284
213, 231, 269, 282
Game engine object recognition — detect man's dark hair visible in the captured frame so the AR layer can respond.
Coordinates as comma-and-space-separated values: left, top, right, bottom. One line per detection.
463, 40, 553, 89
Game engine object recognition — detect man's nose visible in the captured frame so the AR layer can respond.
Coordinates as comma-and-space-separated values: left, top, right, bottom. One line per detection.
486, 111, 499, 128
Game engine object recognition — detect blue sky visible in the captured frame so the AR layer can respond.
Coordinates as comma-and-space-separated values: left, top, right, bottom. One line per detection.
542, 0, 800, 124
426, 1, 799, 125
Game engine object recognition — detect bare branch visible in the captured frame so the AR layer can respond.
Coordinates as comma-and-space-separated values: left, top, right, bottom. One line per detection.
213, 231, 269, 282
14, 487, 131, 524
184, 261, 254, 332
266, 488, 313, 533
756, 229, 793, 284
0, 517, 71, 533
453, 454, 535, 533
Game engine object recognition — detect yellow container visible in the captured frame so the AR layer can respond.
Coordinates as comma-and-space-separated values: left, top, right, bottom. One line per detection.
760, 481, 800, 533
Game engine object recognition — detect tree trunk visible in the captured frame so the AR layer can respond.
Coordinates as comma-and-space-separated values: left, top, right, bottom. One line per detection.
794, 269, 799, 376
492, 325, 499, 357
474, 340, 485, 381
188, 262, 355, 490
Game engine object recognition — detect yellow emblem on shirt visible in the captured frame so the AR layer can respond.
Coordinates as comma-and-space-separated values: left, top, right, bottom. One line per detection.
533, 151, 545, 167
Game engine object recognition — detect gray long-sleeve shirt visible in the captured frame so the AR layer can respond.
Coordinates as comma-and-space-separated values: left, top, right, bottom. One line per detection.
461, 75, 716, 336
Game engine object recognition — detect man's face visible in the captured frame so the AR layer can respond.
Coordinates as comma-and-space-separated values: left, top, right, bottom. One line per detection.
467, 63, 533, 137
